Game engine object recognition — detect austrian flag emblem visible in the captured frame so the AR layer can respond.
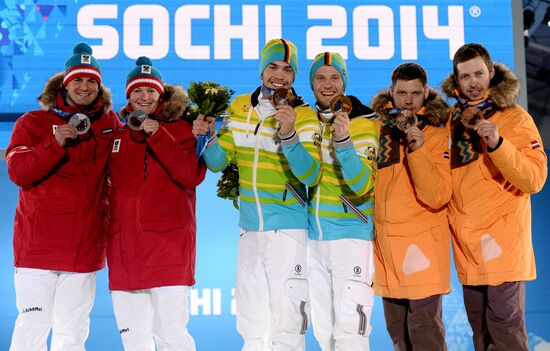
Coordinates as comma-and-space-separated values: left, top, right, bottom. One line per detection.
81, 54, 91, 64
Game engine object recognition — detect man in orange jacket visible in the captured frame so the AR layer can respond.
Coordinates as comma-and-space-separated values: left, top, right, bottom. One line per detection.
442, 43, 547, 351
372, 63, 451, 350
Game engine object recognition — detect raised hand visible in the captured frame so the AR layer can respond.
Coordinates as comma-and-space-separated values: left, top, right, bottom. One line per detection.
192, 114, 215, 140
54, 124, 78, 147
142, 118, 160, 136
332, 112, 350, 140
474, 119, 500, 149
275, 104, 296, 136
405, 126, 424, 151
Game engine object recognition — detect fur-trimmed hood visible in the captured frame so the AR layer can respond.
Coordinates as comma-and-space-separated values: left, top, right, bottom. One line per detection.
119, 84, 188, 120
38, 72, 113, 114
440, 62, 519, 109
370, 87, 449, 126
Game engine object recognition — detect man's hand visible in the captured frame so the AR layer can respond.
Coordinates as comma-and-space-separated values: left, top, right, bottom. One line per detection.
474, 119, 500, 149
142, 118, 160, 136
54, 124, 78, 147
332, 112, 350, 140
275, 104, 296, 136
192, 114, 216, 140
405, 126, 424, 151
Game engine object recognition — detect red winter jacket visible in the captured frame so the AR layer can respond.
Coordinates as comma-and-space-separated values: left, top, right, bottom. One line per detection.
6, 73, 119, 273
107, 85, 206, 291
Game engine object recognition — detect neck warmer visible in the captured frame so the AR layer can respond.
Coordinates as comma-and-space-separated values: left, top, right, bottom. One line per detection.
377, 103, 427, 168
450, 89, 497, 168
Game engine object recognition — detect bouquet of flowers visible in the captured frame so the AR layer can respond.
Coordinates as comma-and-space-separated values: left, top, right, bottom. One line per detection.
216, 163, 240, 209
184, 81, 234, 158
184, 81, 239, 208
187, 81, 234, 117
182, 105, 200, 123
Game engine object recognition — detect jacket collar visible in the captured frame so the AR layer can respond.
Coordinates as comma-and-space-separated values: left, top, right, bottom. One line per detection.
119, 84, 188, 121
38, 72, 113, 115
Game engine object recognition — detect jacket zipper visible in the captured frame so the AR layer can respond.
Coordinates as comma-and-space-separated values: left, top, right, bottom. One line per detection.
143, 151, 148, 179
315, 122, 327, 240
315, 186, 322, 240
251, 107, 264, 231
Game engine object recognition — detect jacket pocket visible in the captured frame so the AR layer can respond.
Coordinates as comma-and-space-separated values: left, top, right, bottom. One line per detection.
139, 198, 191, 267
463, 209, 524, 274
386, 225, 446, 287
139, 196, 187, 232
140, 218, 190, 268
31, 206, 77, 249
141, 219, 185, 233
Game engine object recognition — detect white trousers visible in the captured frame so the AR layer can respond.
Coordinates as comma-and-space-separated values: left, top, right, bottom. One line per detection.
308, 239, 375, 351
10, 267, 97, 351
111, 286, 195, 351
235, 229, 309, 351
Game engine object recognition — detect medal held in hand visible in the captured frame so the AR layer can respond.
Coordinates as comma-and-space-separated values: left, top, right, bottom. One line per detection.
127, 110, 148, 131
394, 110, 418, 132
187, 81, 234, 158
329, 95, 352, 114
461, 107, 483, 129
68, 113, 91, 135
271, 88, 295, 107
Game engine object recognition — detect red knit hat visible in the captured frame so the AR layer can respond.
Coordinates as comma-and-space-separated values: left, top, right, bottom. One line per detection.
125, 56, 164, 98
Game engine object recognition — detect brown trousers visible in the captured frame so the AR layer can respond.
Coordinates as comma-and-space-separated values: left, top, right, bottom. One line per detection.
382, 294, 446, 351
463, 281, 528, 351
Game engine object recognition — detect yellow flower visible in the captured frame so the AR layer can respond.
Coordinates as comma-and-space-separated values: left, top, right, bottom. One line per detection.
206, 87, 219, 95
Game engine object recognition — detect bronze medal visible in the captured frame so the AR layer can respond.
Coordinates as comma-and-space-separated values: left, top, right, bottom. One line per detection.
329, 95, 352, 114
271, 88, 295, 107
461, 107, 483, 129
395, 110, 418, 132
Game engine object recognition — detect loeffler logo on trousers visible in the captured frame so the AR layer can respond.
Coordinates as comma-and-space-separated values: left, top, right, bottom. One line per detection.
22, 307, 42, 313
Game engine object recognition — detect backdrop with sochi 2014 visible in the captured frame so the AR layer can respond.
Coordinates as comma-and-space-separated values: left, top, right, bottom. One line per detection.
3, 1, 550, 351
0, 1, 514, 115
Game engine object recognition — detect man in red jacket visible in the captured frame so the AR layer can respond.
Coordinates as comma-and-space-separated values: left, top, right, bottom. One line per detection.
107, 56, 206, 350
6, 42, 119, 350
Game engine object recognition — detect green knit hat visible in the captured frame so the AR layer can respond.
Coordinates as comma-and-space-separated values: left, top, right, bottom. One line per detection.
126, 56, 164, 98
258, 38, 298, 81
309, 52, 348, 91
63, 42, 101, 86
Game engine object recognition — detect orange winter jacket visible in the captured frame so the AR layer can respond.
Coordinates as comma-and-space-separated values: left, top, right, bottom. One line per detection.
371, 89, 452, 299
441, 63, 547, 286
